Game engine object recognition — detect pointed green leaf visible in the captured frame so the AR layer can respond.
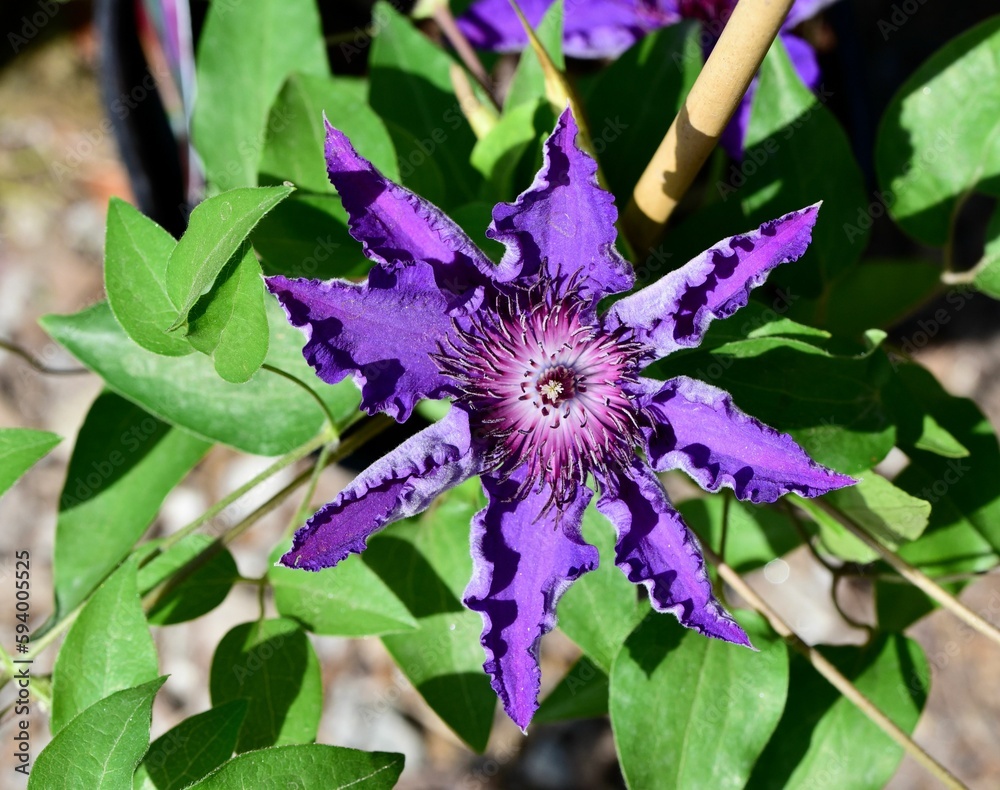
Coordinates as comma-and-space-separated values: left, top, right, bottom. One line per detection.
471, 99, 541, 201
369, 2, 479, 206
0, 427, 59, 497
51, 559, 159, 733
103, 199, 190, 356
795, 475, 931, 564
166, 186, 292, 325
133, 701, 248, 790
974, 203, 1000, 299
186, 744, 403, 790
41, 300, 359, 456
185, 243, 269, 383
535, 656, 609, 724
30, 678, 166, 790
259, 72, 399, 191
743, 38, 868, 297
557, 503, 643, 672
876, 16, 1000, 245
193, 0, 327, 189
750, 636, 928, 788
269, 545, 417, 636
53, 392, 210, 618
209, 618, 322, 753
136, 535, 238, 626
610, 611, 788, 790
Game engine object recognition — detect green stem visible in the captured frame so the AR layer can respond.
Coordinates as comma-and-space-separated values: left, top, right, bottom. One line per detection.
150, 429, 332, 560
289, 440, 335, 532
261, 364, 339, 430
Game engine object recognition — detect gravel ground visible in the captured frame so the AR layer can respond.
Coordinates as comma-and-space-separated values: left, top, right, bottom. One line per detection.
1, 27, 998, 790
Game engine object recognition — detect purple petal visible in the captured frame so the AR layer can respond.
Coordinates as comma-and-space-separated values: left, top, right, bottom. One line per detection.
280, 406, 484, 571
464, 468, 599, 730
784, 0, 841, 29
606, 204, 820, 360
634, 376, 856, 502
596, 458, 750, 646
720, 77, 757, 160
267, 263, 461, 421
782, 33, 821, 90
457, 0, 678, 59
489, 107, 634, 305
324, 120, 495, 298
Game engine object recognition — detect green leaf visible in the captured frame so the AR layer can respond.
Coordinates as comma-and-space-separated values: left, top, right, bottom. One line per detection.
750, 636, 928, 788
504, 0, 565, 113
53, 392, 210, 618
913, 413, 970, 458
794, 475, 931, 564
875, 16, 1000, 246
185, 744, 403, 790
259, 72, 399, 191
581, 22, 701, 202
974, 203, 1000, 298
186, 243, 269, 383
192, 0, 327, 189
610, 611, 788, 790
136, 535, 238, 626
133, 701, 248, 790
166, 186, 292, 326
557, 503, 643, 672
364, 480, 496, 752
369, 2, 479, 206
253, 194, 371, 280
790, 258, 941, 338
0, 427, 59, 497
209, 618, 322, 753
41, 300, 359, 456
269, 544, 417, 636
742, 39, 869, 297
679, 495, 800, 574
471, 99, 542, 201
103, 199, 190, 356
29, 678, 166, 790
381, 120, 449, 207
534, 656, 609, 724
51, 559, 159, 734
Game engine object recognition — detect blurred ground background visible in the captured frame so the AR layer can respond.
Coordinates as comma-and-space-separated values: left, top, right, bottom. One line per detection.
0, 2, 999, 788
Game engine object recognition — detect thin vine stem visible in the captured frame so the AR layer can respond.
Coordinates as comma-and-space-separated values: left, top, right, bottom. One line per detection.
0, 338, 88, 375
261, 363, 339, 429
812, 499, 1000, 650
700, 540, 968, 790
289, 440, 335, 532
431, 1, 498, 108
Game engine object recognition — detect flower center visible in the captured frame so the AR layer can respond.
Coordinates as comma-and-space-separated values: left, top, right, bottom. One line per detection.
434, 285, 644, 507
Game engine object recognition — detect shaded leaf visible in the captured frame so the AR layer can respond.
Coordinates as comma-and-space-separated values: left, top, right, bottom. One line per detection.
534, 656, 609, 724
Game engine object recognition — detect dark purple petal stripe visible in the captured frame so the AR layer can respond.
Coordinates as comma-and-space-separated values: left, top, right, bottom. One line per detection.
606, 203, 820, 360
280, 406, 484, 571
596, 458, 751, 647
324, 119, 495, 298
464, 469, 599, 730
635, 376, 855, 502
488, 107, 634, 304
267, 264, 458, 421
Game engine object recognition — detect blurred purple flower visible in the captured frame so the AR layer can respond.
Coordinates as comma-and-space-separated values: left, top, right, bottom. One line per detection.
267, 107, 853, 729
457, 0, 839, 156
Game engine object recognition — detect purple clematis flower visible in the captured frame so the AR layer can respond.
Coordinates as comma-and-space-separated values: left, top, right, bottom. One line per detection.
266, 107, 854, 730
456, 0, 839, 156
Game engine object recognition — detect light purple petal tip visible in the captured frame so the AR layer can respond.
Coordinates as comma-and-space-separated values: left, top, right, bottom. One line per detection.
596, 459, 751, 647
457, 0, 678, 59
635, 376, 856, 502
323, 120, 495, 297
782, 33, 822, 90
464, 469, 599, 730
784, 0, 842, 29
607, 203, 821, 361
489, 107, 634, 305
280, 407, 484, 571
266, 264, 460, 421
